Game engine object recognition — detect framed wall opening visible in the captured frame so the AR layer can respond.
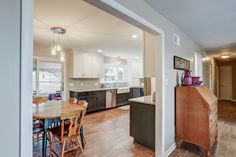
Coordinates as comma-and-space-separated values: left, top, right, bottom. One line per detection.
20, 0, 166, 157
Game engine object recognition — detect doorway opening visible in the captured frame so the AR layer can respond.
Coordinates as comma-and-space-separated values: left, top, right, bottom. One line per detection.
21, 0, 165, 157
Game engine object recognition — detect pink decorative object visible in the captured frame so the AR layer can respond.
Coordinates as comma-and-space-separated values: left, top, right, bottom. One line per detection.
182, 70, 192, 86
192, 76, 200, 85
195, 81, 203, 86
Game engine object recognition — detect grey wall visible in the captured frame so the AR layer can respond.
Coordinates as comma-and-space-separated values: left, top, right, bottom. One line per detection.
0, 0, 21, 156
112, 0, 203, 151
0, 0, 33, 156
21, 0, 33, 156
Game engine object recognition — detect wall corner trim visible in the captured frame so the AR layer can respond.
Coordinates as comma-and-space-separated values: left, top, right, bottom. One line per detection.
165, 142, 176, 157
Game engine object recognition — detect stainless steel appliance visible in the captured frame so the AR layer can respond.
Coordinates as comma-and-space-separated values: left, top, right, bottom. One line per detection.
106, 90, 117, 108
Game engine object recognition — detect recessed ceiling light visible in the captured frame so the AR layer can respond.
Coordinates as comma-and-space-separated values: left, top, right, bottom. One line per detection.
132, 35, 137, 39
97, 49, 102, 53
221, 55, 230, 59
202, 57, 210, 62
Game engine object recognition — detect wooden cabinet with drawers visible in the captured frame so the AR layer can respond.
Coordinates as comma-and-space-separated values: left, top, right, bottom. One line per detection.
175, 86, 218, 157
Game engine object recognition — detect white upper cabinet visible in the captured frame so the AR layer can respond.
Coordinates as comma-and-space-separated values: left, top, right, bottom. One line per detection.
70, 50, 103, 78
91, 53, 104, 78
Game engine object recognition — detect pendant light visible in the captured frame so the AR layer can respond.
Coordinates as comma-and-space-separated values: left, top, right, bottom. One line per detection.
50, 27, 66, 62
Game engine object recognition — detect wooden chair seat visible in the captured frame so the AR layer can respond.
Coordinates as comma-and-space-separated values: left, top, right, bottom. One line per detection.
49, 124, 71, 139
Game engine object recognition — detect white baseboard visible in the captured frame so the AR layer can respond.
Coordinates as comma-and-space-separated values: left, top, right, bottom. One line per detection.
165, 142, 176, 157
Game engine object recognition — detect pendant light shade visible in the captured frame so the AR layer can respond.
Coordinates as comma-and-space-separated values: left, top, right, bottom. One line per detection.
50, 27, 66, 62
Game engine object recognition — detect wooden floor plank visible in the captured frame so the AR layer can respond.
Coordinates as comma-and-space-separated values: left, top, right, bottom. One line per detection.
33, 106, 154, 157
33, 101, 236, 157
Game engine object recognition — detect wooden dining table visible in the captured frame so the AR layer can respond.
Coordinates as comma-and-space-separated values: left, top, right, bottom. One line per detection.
33, 100, 86, 157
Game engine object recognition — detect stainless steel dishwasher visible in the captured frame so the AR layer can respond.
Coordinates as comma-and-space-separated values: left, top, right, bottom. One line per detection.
106, 90, 117, 108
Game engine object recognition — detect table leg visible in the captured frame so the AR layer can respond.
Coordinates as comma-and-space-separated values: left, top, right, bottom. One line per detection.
80, 126, 86, 148
42, 119, 49, 157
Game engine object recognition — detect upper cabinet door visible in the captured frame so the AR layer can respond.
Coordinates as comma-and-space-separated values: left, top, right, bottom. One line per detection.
70, 51, 103, 78
91, 54, 103, 78
72, 51, 83, 78
82, 53, 92, 78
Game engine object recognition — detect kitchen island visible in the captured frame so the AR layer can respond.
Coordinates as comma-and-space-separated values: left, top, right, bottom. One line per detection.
129, 95, 155, 150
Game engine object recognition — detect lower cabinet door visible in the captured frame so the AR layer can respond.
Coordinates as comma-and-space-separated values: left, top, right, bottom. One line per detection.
70, 91, 106, 112
87, 95, 97, 112
117, 93, 130, 106
87, 91, 106, 112
95, 92, 106, 110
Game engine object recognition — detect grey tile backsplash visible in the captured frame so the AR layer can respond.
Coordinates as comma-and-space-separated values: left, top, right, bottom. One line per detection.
69, 78, 101, 91
69, 78, 130, 91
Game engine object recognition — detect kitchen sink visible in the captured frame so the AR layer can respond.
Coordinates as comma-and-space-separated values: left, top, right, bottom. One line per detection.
117, 87, 130, 94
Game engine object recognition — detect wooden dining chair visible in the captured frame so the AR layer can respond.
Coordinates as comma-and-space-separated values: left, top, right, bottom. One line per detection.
68, 97, 78, 104
32, 96, 48, 143
47, 107, 87, 157
77, 100, 88, 108
33, 122, 44, 143
33, 96, 48, 105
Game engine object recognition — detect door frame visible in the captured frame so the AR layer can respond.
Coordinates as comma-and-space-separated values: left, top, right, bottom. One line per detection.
219, 65, 232, 100
84, 0, 166, 156
194, 52, 203, 77
20, 0, 166, 157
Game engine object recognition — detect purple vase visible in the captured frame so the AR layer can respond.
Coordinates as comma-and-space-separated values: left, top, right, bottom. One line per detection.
182, 70, 192, 86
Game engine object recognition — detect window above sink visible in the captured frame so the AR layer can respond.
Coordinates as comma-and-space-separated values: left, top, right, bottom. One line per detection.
104, 64, 127, 83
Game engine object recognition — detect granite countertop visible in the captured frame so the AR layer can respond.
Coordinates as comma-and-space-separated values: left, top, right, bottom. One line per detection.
70, 86, 144, 93
70, 87, 118, 93
129, 95, 155, 105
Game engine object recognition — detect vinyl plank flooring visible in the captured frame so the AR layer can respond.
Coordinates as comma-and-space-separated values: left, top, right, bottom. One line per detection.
33, 106, 154, 157
33, 101, 236, 157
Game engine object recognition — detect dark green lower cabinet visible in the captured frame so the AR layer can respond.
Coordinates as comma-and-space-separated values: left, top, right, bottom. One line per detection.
93, 92, 106, 110
130, 102, 155, 150
70, 91, 106, 112
116, 93, 130, 106
130, 87, 144, 98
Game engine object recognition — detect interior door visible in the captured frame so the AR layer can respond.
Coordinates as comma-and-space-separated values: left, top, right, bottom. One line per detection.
220, 66, 232, 100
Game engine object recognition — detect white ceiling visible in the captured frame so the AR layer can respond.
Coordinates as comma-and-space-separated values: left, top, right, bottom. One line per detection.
34, 0, 143, 59
144, 0, 236, 52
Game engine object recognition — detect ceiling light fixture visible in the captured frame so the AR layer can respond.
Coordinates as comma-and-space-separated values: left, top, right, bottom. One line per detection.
221, 55, 230, 59
202, 57, 210, 62
132, 34, 137, 39
97, 49, 103, 53
51, 27, 66, 62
